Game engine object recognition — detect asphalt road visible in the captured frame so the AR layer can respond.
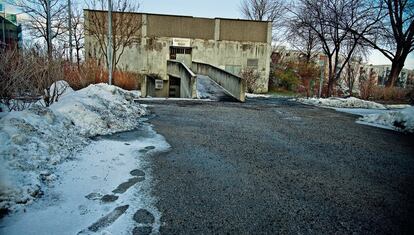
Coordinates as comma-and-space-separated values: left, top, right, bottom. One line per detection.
142, 97, 414, 234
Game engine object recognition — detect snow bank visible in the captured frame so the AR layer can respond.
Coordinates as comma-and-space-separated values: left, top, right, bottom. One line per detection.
51, 83, 146, 137
296, 97, 387, 109
359, 107, 414, 133
0, 83, 147, 213
246, 93, 271, 98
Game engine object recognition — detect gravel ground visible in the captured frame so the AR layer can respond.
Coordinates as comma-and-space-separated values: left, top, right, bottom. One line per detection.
142, 97, 414, 234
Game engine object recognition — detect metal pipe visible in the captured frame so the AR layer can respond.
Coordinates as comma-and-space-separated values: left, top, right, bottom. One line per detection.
68, 0, 72, 62
107, 0, 113, 85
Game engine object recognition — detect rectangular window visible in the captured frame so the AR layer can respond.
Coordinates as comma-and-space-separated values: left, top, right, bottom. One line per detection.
170, 46, 192, 60
247, 59, 259, 68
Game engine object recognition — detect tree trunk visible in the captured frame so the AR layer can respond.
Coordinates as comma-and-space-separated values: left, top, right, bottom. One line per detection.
385, 58, 405, 87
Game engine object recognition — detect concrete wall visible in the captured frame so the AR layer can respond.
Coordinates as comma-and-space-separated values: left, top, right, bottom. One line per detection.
147, 14, 214, 40
192, 61, 246, 102
167, 60, 197, 98
219, 19, 268, 43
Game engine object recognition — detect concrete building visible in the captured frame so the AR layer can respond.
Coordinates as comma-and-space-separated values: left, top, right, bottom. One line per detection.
0, 14, 22, 49
84, 10, 272, 98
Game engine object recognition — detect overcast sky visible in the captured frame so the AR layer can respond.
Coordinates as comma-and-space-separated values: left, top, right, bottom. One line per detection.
3, 0, 413, 69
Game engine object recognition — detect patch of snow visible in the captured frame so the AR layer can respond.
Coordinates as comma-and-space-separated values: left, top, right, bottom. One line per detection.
246, 93, 271, 98
385, 104, 412, 109
296, 97, 387, 109
0, 124, 170, 234
335, 108, 391, 116
0, 83, 147, 213
137, 97, 214, 102
49, 80, 74, 100
358, 107, 414, 133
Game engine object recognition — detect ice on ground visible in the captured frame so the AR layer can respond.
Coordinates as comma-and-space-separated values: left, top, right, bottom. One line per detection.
0, 124, 170, 235
246, 93, 271, 98
296, 97, 387, 109
0, 83, 147, 213
358, 107, 414, 133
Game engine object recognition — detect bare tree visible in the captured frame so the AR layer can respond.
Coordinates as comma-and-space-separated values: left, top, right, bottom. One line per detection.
349, 0, 414, 87
240, 0, 287, 41
293, 0, 382, 96
85, 0, 142, 72
71, 8, 84, 68
286, 13, 320, 64
342, 40, 368, 96
16, 0, 68, 57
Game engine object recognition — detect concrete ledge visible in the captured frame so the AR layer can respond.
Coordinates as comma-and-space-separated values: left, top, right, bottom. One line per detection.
167, 60, 197, 98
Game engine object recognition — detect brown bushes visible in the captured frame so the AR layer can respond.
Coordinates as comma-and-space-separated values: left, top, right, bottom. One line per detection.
64, 60, 142, 91
359, 75, 410, 102
0, 49, 67, 110
240, 67, 261, 93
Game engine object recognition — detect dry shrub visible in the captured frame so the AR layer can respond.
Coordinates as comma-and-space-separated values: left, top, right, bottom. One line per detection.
359, 76, 376, 100
297, 62, 319, 97
240, 68, 261, 93
0, 48, 66, 110
63, 63, 82, 90
370, 86, 409, 101
80, 59, 106, 87
113, 70, 141, 90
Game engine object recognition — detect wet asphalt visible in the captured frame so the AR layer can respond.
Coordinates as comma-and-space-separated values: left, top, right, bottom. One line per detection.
140, 97, 414, 234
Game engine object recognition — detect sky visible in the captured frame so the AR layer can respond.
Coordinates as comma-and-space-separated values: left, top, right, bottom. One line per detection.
2, 0, 413, 69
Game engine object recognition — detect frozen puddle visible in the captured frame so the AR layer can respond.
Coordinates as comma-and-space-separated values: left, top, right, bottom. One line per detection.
0, 123, 170, 235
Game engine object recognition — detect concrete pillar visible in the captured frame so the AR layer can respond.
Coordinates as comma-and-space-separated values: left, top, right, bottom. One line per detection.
141, 76, 147, 97
262, 21, 273, 93
142, 14, 147, 38
267, 21, 272, 44
214, 19, 220, 41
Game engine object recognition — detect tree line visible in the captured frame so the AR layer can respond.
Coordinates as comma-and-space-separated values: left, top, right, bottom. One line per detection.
241, 0, 414, 96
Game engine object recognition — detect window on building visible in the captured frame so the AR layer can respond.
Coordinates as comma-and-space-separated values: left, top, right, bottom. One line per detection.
170, 46, 192, 60
247, 59, 259, 68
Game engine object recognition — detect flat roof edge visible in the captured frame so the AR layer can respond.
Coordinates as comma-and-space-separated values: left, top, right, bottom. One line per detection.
83, 9, 270, 23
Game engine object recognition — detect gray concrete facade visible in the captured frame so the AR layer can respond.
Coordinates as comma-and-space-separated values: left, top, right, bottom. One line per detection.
84, 10, 272, 96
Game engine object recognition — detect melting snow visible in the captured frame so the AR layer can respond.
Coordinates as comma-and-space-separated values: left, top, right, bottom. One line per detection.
296, 97, 387, 109
0, 83, 147, 214
296, 97, 413, 133
0, 124, 170, 234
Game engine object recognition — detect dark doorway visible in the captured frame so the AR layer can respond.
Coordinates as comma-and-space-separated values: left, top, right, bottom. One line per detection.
169, 76, 180, 98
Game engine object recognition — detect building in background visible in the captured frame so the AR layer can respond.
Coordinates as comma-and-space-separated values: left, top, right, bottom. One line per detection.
84, 10, 272, 96
0, 2, 22, 50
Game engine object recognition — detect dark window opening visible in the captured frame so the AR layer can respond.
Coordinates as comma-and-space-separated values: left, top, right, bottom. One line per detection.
170, 46, 192, 60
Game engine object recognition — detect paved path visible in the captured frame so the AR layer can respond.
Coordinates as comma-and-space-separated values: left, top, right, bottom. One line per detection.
143, 97, 414, 234
196, 75, 237, 101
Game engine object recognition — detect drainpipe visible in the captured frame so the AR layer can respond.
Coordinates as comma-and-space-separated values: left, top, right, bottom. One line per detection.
107, 0, 113, 85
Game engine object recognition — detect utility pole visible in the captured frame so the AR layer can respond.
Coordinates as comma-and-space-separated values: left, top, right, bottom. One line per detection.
107, 0, 113, 85
318, 57, 325, 98
46, 0, 52, 58
68, 0, 72, 62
